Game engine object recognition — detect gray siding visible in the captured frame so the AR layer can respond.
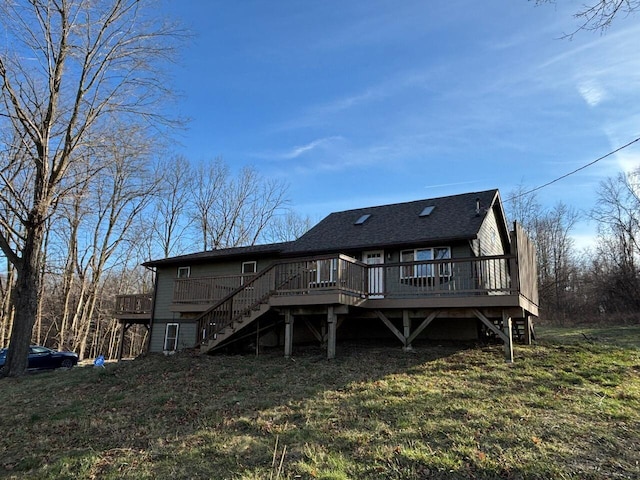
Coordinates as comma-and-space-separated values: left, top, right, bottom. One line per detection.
153, 268, 177, 321
477, 207, 507, 256
153, 256, 280, 320
149, 321, 198, 353
477, 206, 509, 292
149, 255, 281, 351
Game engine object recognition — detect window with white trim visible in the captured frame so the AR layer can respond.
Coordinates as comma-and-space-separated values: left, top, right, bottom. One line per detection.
177, 266, 190, 278
163, 323, 179, 351
400, 247, 451, 279
241, 261, 257, 285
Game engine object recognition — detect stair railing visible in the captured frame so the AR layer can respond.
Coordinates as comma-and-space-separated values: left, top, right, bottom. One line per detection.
196, 264, 277, 345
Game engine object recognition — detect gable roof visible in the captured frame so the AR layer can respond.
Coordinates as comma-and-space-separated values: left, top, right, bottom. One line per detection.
283, 189, 502, 255
143, 189, 506, 267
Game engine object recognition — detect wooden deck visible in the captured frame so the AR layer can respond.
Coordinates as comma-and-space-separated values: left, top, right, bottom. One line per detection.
114, 293, 153, 323
187, 247, 537, 352
116, 226, 538, 361
162, 252, 537, 315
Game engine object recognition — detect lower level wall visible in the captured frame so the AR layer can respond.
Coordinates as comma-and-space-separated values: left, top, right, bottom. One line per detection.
258, 314, 480, 348
421, 317, 479, 341
149, 320, 198, 353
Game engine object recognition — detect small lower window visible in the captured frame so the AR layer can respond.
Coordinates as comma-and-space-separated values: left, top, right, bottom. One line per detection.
164, 323, 179, 351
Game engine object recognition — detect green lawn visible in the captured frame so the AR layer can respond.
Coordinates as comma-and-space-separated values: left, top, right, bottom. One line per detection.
1, 327, 639, 479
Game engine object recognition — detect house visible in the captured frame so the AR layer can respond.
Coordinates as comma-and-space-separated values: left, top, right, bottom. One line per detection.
115, 189, 538, 362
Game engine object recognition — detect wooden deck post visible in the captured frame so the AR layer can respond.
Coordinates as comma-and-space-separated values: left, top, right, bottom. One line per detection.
523, 315, 532, 345
402, 310, 413, 351
117, 321, 127, 361
284, 310, 294, 359
327, 306, 337, 360
503, 311, 513, 363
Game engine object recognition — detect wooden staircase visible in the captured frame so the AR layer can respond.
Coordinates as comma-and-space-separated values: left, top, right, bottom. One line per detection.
200, 303, 271, 353
196, 264, 278, 354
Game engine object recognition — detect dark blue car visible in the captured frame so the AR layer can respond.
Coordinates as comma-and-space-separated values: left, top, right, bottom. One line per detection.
0, 345, 79, 372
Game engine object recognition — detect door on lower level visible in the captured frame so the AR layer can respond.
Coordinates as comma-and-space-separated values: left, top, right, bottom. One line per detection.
363, 250, 384, 298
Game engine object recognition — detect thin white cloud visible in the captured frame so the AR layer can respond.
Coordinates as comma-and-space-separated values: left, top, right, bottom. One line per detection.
270, 69, 436, 133
270, 136, 344, 160
423, 181, 480, 190
577, 80, 607, 106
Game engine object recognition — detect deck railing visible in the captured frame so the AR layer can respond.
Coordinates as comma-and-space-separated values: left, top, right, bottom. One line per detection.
196, 254, 367, 343
177, 254, 515, 305
378, 255, 513, 298
271, 254, 367, 298
173, 273, 256, 304
115, 293, 153, 315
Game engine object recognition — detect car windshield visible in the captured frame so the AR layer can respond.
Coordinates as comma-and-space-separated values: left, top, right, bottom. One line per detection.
29, 346, 51, 354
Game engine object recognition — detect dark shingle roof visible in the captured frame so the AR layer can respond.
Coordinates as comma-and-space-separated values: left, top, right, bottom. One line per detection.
283, 189, 500, 255
142, 242, 293, 267
142, 189, 503, 266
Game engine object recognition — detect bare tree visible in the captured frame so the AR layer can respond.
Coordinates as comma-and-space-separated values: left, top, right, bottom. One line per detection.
0, 0, 181, 376
147, 155, 195, 258
534, 203, 580, 322
190, 160, 290, 250
506, 187, 580, 322
191, 159, 228, 251
535, 0, 640, 36
589, 169, 640, 314
504, 184, 542, 236
263, 211, 314, 243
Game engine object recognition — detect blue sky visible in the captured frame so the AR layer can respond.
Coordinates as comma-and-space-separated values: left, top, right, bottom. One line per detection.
163, 1, 640, 248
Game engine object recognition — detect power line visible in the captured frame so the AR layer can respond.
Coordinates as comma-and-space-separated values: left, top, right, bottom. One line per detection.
506, 135, 640, 202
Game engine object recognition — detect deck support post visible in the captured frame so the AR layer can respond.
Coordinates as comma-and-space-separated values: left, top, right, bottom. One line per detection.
402, 310, 413, 351
321, 322, 327, 347
503, 311, 513, 363
117, 321, 127, 361
472, 309, 513, 362
327, 306, 337, 360
523, 315, 533, 345
284, 310, 294, 359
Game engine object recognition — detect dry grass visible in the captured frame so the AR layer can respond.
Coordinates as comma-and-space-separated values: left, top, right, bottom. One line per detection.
1, 327, 639, 479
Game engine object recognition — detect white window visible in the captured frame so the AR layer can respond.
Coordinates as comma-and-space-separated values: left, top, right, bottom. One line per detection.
163, 323, 179, 351
177, 266, 190, 278
401, 247, 451, 279
241, 261, 257, 285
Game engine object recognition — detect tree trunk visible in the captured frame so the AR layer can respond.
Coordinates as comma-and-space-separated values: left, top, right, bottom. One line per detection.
3, 227, 45, 376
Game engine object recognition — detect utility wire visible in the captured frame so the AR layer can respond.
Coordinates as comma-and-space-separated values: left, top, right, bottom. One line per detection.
506, 135, 640, 202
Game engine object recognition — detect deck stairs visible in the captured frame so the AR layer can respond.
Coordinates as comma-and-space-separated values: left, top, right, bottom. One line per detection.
200, 302, 272, 353
195, 255, 368, 354
196, 259, 318, 353
487, 317, 534, 343
196, 264, 279, 354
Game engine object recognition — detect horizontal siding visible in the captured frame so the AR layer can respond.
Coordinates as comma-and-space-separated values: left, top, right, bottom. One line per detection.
150, 256, 281, 353
478, 207, 506, 256
153, 256, 281, 320
153, 269, 176, 321
149, 321, 198, 353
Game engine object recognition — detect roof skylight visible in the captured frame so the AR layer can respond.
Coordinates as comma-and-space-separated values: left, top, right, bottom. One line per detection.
419, 205, 435, 217
354, 214, 371, 225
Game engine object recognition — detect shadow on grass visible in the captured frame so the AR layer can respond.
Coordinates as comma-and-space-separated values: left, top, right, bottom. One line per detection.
1, 335, 639, 479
